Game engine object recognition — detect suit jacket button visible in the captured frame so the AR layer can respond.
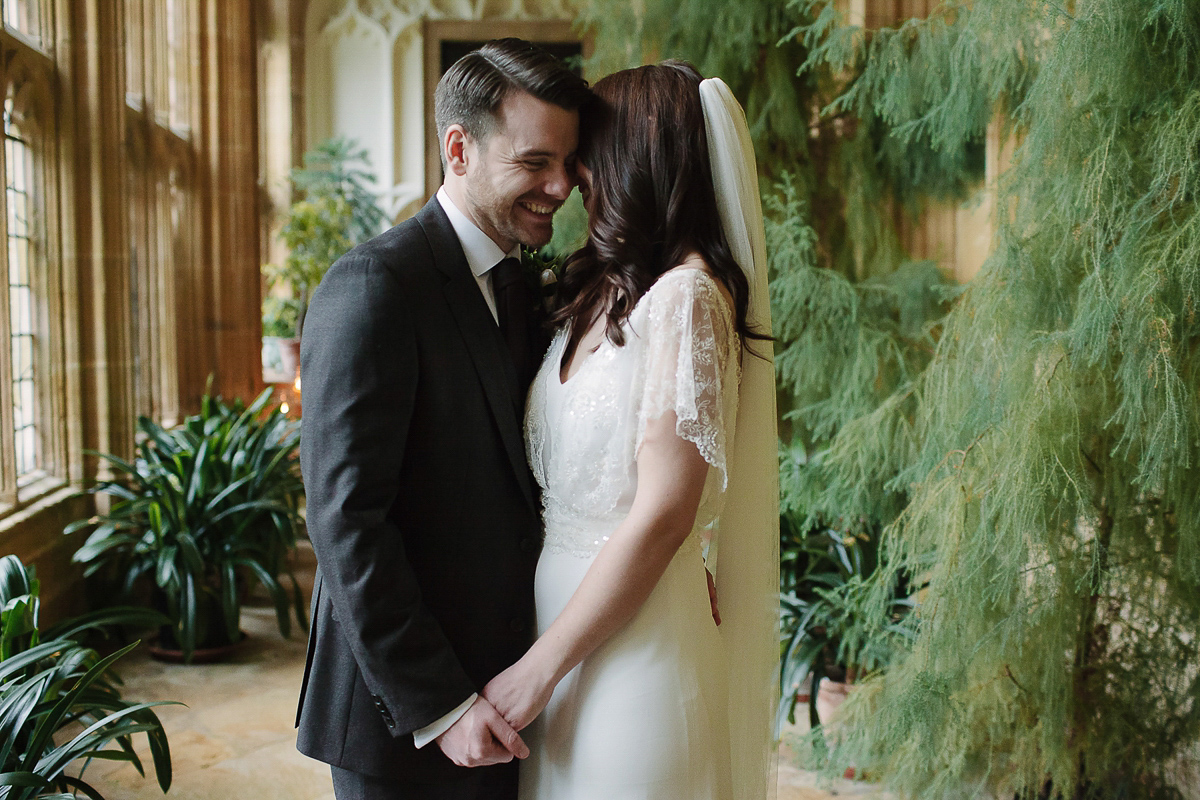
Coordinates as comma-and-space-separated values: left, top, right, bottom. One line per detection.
509, 618, 527, 633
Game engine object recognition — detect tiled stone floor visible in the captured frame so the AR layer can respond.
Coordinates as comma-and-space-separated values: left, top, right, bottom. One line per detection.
80, 542, 890, 799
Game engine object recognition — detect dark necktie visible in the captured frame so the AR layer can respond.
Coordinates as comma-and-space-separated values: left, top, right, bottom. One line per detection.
491, 256, 535, 393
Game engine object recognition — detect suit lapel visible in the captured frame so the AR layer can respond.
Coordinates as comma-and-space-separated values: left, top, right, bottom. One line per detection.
416, 198, 536, 513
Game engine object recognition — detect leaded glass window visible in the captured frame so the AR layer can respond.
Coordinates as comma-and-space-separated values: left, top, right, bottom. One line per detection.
5, 96, 38, 482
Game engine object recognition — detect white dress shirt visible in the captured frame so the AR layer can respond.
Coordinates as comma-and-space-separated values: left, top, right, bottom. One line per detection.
412, 189, 521, 749
435, 187, 521, 324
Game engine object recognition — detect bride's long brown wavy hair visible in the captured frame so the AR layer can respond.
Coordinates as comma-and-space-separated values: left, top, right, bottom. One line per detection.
550, 61, 769, 359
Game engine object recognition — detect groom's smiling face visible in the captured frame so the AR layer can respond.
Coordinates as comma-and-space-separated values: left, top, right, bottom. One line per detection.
460, 90, 579, 251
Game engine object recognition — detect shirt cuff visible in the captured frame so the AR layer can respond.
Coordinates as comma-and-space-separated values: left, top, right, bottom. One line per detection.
412, 693, 477, 749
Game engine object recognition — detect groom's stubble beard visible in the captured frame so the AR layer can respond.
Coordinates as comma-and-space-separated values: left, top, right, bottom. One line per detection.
463, 169, 555, 251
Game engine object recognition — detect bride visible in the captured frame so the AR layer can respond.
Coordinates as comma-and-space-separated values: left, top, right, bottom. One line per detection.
483, 61, 779, 799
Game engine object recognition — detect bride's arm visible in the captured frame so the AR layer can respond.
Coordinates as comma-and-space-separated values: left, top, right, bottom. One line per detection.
482, 411, 710, 730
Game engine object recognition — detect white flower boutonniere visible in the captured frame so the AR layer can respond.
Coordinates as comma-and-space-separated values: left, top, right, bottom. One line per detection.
521, 246, 566, 312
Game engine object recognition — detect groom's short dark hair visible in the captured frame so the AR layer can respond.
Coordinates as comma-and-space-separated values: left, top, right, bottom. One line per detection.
434, 38, 590, 165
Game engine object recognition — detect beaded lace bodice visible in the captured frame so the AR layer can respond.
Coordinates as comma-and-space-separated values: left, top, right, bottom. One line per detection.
525, 268, 741, 558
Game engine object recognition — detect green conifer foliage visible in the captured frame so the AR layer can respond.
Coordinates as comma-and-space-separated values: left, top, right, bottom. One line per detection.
809, 2, 1200, 796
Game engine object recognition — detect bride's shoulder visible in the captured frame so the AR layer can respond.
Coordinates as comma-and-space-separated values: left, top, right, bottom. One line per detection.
641, 256, 735, 319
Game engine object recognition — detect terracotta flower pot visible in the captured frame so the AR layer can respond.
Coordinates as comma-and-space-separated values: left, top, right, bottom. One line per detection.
816, 677, 861, 780
815, 676, 852, 727
148, 631, 248, 664
262, 336, 300, 383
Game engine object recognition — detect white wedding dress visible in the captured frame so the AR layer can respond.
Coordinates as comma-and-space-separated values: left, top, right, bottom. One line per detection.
520, 266, 741, 800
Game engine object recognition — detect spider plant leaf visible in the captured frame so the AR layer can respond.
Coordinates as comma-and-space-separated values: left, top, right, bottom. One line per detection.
45, 607, 168, 643
155, 547, 179, 589
92, 482, 140, 503
179, 574, 196, 662
62, 518, 98, 536
185, 438, 210, 507
288, 571, 309, 633
234, 558, 290, 638
0, 772, 49, 788
81, 450, 138, 478
0, 558, 33, 607
22, 643, 140, 767
0, 672, 56, 768
0, 641, 82, 684
71, 749, 138, 763
1, 598, 37, 661
258, 446, 296, 487
201, 475, 254, 516
56, 775, 105, 800
136, 417, 175, 454
35, 702, 178, 783
808, 657, 825, 732
205, 499, 290, 529
137, 704, 172, 791
147, 503, 163, 546
175, 533, 204, 579
220, 562, 240, 643
246, 387, 274, 416
71, 535, 136, 568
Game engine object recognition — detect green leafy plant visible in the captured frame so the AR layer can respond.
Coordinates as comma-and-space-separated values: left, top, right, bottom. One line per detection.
261, 295, 302, 339
288, 137, 387, 246
0, 554, 175, 799
66, 387, 308, 662
263, 194, 352, 341
263, 137, 386, 339
778, 500, 918, 737
544, 190, 588, 260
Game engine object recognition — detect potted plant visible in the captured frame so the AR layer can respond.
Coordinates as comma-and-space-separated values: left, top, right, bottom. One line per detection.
0, 554, 176, 799
261, 294, 302, 383
262, 137, 386, 349
778, 506, 919, 739
65, 387, 308, 663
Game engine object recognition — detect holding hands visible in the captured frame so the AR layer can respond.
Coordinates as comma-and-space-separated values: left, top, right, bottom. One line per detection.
435, 695, 529, 767
480, 563, 721, 736
482, 654, 558, 732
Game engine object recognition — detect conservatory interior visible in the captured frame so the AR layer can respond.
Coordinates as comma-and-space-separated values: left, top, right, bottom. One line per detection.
0, 0, 1195, 799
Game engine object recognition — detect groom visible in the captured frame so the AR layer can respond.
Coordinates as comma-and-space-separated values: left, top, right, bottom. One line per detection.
295, 39, 590, 800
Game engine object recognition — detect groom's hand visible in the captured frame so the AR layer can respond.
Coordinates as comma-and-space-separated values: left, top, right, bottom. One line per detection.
435, 696, 529, 768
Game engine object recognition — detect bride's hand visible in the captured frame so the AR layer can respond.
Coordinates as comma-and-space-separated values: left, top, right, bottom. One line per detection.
482, 656, 557, 731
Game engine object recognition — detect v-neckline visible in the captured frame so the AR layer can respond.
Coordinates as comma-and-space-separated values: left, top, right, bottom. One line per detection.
557, 328, 603, 386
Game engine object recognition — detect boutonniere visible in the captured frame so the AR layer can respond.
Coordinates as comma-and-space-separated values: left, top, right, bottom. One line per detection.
521, 246, 566, 312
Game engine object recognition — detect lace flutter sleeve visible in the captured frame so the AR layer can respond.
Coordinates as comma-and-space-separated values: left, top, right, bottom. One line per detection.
634, 270, 739, 489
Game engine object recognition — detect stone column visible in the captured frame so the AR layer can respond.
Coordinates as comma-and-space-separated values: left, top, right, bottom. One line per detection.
65, 0, 135, 470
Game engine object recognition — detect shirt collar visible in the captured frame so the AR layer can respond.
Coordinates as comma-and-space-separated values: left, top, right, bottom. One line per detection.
436, 187, 520, 278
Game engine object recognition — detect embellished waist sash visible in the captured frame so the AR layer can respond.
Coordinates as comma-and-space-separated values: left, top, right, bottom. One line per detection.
541, 506, 703, 559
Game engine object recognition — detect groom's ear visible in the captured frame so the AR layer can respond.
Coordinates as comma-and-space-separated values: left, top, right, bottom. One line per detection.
444, 125, 470, 177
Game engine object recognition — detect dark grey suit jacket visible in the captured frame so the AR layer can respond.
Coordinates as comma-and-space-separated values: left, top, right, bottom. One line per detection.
295, 197, 542, 783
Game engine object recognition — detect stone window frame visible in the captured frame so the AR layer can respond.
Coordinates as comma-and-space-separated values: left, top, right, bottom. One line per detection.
0, 16, 68, 515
